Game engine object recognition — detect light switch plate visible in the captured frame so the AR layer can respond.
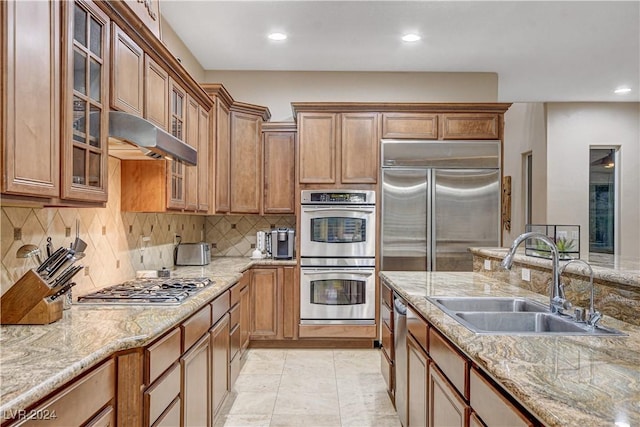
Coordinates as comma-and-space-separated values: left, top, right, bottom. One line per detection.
522, 268, 531, 281
484, 259, 492, 271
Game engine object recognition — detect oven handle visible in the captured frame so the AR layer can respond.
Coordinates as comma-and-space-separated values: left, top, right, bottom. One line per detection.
301, 207, 375, 214
301, 271, 374, 277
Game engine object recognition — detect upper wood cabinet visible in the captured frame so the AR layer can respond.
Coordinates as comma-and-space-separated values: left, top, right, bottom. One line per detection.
61, 0, 110, 203
230, 108, 264, 214
110, 23, 143, 115
197, 107, 211, 212
298, 112, 337, 184
341, 112, 379, 184
144, 55, 169, 131
382, 113, 438, 139
441, 113, 500, 140
185, 95, 200, 212
2, 0, 60, 199
262, 123, 296, 214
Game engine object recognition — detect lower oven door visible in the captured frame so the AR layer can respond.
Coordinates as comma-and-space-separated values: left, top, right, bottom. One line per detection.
300, 267, 375, 325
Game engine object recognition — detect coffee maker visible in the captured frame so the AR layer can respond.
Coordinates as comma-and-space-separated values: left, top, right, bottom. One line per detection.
271, 228, 295, 259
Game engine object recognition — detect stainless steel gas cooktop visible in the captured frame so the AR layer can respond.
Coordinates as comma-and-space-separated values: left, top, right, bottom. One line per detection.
77, 277, 214, 305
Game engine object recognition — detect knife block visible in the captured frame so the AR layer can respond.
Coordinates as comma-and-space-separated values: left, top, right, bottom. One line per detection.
0, 269, 63, 325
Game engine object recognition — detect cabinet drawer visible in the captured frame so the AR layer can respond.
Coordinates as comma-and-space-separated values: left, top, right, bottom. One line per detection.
145, 363, 180, 426
145, 328, 181, 385
381, 320, 394, 361
381, 282, 393, 309
382, 113, 438, 139
407, 306, 428, 351
211, 291, 230, 325
85, 405, 115, 427
229, 324, 241, 361
153, 397, 181, 427
441, 114, 499, 140
182, 304, 212, 352
381, 299, 393, 330
15, 359, 115, 427
229, 353, 241, 390
230, 276, 249, 306
429, 328, 469, 399
470, 368, 534, 427
380, 348, 394, 396
429, 363, 470, 427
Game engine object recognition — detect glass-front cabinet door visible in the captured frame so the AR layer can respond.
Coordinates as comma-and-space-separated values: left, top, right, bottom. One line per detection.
167, 77, 186, 210
62, 0, 109, 202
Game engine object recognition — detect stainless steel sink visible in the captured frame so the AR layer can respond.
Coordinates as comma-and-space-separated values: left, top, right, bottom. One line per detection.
426, 296, 626, 336
428, 297, 548, 313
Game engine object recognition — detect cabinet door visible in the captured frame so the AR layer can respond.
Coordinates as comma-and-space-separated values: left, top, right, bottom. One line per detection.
240, 281, 251, 353
210, 314, 230, 419
110, 24, 143, 115
282, 266, 296, 339
198, 107, 211, 212
230, 111, 262, 213
184, 95, 199, 211
441, 113, 500, 140
382, 113, 438, 139
341, 112, 379, 184
407, 333, 429, 427
250, 268, 281, 339
144, 55, 169, 131
2, 0, 60, 198
61, 0, 109, 202
215, 100, 231, 213
429, 364, 469, 427
167, 78, 186, 210
181, 334, 210, 427
263, 131, 295, 214
298, 113, 337, 184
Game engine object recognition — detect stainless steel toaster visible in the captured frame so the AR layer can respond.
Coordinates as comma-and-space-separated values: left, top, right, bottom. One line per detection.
174, 242, 211, 266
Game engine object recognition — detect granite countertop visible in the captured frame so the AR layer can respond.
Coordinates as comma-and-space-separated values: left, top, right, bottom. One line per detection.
469, 247, 640, 288
381, 271, 640, 427
0, 257, 295, 416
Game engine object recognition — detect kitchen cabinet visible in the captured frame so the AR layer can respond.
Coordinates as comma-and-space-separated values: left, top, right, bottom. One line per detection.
407, 332, 429, 427
181, 335, 210, 427
382, 113, 438, 139
380, 282, 394, 399
429, 363, 469, 427
9, 359, 116, 427
110, 23, 143, 116
250, 268, 281, 339
61, 0, 110, 203
1, 0, 60, 199
210, 314, 230, 418
144, 363, 180, 426
167, 77, 187, 210
184, 95, 200, 212
197, 106, 211, 212
296, 110, 380, 185
144, 55, 169, 131
262, 123, 296, 214
441, 113, 499, 140
230, 108, 263, 213
229, 274, 250, 389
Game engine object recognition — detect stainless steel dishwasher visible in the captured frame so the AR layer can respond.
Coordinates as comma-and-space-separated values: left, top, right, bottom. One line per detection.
394, 294, 408, 427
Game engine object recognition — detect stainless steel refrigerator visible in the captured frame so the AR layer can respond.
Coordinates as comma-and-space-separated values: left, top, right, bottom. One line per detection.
381, 140, 501, 272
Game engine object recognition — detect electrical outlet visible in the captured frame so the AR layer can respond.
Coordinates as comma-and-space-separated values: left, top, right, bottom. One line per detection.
484, 259, 492, 271
521, 268, 531, 281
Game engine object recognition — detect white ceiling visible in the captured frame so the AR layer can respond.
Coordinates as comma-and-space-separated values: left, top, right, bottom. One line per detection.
160, 1, 640, 102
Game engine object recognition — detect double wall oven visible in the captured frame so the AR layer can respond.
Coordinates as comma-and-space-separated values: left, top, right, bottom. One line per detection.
300, 190, 376, 325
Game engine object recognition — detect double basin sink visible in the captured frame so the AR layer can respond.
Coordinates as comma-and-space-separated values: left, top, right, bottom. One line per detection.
426, 297, 625, 336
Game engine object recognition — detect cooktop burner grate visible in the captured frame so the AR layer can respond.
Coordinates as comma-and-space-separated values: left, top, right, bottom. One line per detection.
77, 277, 214, 305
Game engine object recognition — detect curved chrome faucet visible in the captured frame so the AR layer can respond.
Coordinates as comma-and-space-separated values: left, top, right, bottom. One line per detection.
501, 232, 568, 314
558, 259, 602, 327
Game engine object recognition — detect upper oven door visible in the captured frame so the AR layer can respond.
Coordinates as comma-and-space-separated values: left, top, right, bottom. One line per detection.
300, 205, 376, 258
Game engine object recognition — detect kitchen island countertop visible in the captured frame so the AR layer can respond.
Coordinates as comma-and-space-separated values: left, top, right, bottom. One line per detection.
381, 270, 640, 427
0, 257, 295, 417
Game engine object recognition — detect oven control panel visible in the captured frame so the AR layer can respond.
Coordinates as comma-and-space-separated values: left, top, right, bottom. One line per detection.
301, 190, 375, 205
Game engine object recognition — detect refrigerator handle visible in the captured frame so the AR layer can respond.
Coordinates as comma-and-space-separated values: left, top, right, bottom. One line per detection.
427, 169, 433, 271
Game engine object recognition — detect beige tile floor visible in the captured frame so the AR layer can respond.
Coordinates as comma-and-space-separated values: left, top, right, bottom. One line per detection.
215, 348, 402, 427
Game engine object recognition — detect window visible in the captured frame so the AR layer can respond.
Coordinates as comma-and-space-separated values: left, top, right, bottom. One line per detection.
589, 148, 618, 258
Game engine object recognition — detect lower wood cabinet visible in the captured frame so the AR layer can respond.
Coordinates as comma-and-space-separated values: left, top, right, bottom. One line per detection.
144, 363, 180, 426
250, 268, 281, 339
181, 335, 210, 427
10, 359, 115, 427
210, 314, 230, 418
429, 363, 469, 427
407, 333, 429, 427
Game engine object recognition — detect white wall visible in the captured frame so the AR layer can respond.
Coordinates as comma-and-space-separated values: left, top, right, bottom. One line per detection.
160, 16, 205, 82
502, 103, 547, 244
203, 71, 498, 120
546, 103, 640, 260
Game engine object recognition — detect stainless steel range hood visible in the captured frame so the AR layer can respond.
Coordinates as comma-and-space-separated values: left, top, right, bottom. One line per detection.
108, 111, 197, 166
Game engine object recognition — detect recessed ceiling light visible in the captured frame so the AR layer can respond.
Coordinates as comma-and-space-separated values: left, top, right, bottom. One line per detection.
402, 34, 421, 42
614, 87, 632, 94
268, 32, 287, 41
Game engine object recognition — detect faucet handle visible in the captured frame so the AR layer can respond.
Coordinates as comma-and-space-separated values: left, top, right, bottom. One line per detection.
587, 310, 603, 328
574, 307, 587, 322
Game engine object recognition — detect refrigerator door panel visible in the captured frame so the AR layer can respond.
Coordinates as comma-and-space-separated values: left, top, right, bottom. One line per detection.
381, 169, 430, 271
433, 169, 500, 271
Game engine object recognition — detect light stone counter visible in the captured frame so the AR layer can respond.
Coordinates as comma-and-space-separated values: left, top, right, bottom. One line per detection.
0, 257, 295, 417
380, 271, 640, 427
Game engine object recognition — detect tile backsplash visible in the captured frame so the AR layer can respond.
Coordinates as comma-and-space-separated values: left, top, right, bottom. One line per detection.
1, 157, 295, 298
